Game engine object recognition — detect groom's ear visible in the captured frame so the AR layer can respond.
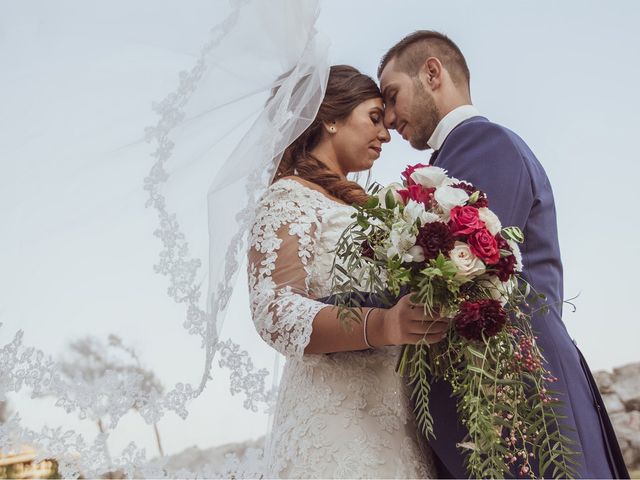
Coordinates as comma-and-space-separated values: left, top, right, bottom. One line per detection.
418, 57, 443, 91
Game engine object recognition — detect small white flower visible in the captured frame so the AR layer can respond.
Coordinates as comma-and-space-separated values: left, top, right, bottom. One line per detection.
402, 200, 441, 227
402, 200, 425, 223
434, 185, 469, 213
478, 208, 502, 235
422, 211, 441, 224
478, 275, 511, 306
408, 245, 425, 263
386, 221, 417, 261
377, 182, 404, 207
410, 166, 448, 188
449, 241, 486, 282
506, 239, 523, 271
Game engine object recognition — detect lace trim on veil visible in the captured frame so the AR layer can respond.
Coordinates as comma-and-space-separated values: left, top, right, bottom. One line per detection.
0, 0, 323, 475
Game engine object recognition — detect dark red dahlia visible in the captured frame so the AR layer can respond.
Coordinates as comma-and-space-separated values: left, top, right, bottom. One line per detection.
451, 182, 489, 208
454, 299, 507, 341
415, 222, 455, 261
401, 163, 430, 187
361, 240, 375, 259
494, 235, 517, 281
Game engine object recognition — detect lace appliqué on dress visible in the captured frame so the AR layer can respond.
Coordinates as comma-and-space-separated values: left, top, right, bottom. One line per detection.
247, 179, 437, 479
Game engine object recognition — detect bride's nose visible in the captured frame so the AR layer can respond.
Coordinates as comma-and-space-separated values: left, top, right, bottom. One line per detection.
378, 127, 391, 143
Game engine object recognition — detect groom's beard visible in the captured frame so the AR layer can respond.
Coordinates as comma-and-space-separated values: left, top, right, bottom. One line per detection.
408, 79, 440, 151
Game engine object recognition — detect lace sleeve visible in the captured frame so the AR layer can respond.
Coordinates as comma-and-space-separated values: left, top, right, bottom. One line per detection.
247, 180, 328, 358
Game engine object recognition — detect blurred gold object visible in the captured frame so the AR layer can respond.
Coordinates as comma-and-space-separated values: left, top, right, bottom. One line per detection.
0, 447, 58, 479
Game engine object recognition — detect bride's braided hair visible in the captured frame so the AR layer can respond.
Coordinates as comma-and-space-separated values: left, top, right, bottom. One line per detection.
273, 65, 381, 206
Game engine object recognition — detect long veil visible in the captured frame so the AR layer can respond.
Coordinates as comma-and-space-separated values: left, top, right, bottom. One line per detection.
0, 0, 329, 476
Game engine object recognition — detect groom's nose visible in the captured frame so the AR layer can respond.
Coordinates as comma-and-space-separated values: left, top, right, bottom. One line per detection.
383, 107, 396, 130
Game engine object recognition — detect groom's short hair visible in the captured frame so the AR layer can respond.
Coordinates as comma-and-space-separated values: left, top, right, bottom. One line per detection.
378, 31, 470, 91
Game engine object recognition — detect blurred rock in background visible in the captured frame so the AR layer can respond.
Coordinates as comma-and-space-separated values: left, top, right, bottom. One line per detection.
594, 362, 640, 477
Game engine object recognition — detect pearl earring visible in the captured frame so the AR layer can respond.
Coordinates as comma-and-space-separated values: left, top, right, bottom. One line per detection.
329, 126, 336, 133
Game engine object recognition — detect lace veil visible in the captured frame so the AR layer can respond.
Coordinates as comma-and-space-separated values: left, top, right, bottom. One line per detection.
0, 0, 329, 476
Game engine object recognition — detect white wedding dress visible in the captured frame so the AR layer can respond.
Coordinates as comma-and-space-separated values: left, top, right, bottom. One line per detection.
247, 178, 436, 479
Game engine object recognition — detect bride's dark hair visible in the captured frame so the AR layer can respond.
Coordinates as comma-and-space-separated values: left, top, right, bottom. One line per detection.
273, 65, 381, 206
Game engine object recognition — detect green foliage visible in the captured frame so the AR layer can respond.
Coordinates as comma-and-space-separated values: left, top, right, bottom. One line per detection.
385, 189, 397, 209
501, 226, 525, 244
408, 343, 435, 439
467, 190, 481, 205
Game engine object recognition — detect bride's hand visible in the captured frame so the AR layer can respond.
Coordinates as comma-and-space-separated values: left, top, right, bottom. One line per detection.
379, 294, 450, 346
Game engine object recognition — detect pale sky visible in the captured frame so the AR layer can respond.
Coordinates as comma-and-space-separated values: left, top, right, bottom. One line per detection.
1, 0, 639, 464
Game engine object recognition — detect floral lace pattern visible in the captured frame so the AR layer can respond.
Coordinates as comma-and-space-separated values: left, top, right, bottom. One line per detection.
248, 179, 436, 478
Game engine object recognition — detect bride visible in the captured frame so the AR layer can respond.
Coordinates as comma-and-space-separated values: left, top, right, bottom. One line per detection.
247, 65, 448, 478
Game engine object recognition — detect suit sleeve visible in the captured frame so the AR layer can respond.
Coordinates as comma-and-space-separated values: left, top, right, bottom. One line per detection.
436, 123, 534, 230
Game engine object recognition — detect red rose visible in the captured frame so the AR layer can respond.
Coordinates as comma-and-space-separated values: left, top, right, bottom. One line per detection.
467, 228, 500, 264
455, 299, 507, 341
401, 163, 430, 187
449, 205, 485, 236
397, 184, 435, 207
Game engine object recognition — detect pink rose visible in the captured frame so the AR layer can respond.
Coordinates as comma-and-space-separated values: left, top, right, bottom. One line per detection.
397, 184, 435, 207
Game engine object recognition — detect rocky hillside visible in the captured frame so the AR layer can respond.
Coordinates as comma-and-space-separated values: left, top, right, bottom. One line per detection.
594, 362, 640, 474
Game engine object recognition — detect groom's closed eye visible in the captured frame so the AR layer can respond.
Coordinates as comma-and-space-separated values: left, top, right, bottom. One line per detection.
381, 86, 396, 106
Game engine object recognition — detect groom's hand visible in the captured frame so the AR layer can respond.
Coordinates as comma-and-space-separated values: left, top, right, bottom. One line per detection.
381, 294, 450, 345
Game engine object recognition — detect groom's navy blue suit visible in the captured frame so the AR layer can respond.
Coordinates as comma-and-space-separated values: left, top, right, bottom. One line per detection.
322, 115, 628, 478
425, 116, 627, 478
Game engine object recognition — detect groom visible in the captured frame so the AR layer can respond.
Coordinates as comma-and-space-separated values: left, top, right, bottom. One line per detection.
377, 31, 628, 478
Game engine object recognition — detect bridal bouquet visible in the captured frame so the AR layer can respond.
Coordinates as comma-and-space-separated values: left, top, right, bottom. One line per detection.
330, 163, 578, 478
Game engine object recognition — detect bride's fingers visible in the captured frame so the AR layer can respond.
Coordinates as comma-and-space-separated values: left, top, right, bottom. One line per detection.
405, 308, 439, 322
410, 319, 450, 330
408, 321, 450, 335
407, 332, 448, 345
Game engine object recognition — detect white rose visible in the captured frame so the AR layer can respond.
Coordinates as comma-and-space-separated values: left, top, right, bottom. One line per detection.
478, 207, 502, 235
449, 241, 486, 282
377, 182, 404, 208
506, 239, 524, 271
410, 166, 448, 188
434, 185, 469, 214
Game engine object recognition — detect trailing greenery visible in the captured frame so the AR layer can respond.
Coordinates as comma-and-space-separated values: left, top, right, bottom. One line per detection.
329, 186, 579, 479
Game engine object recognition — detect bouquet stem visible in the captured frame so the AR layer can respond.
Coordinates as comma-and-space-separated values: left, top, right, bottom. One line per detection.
396, 344, 413, 376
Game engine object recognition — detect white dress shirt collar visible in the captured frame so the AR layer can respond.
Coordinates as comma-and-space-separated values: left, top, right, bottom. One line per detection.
427, 104, 481, 151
